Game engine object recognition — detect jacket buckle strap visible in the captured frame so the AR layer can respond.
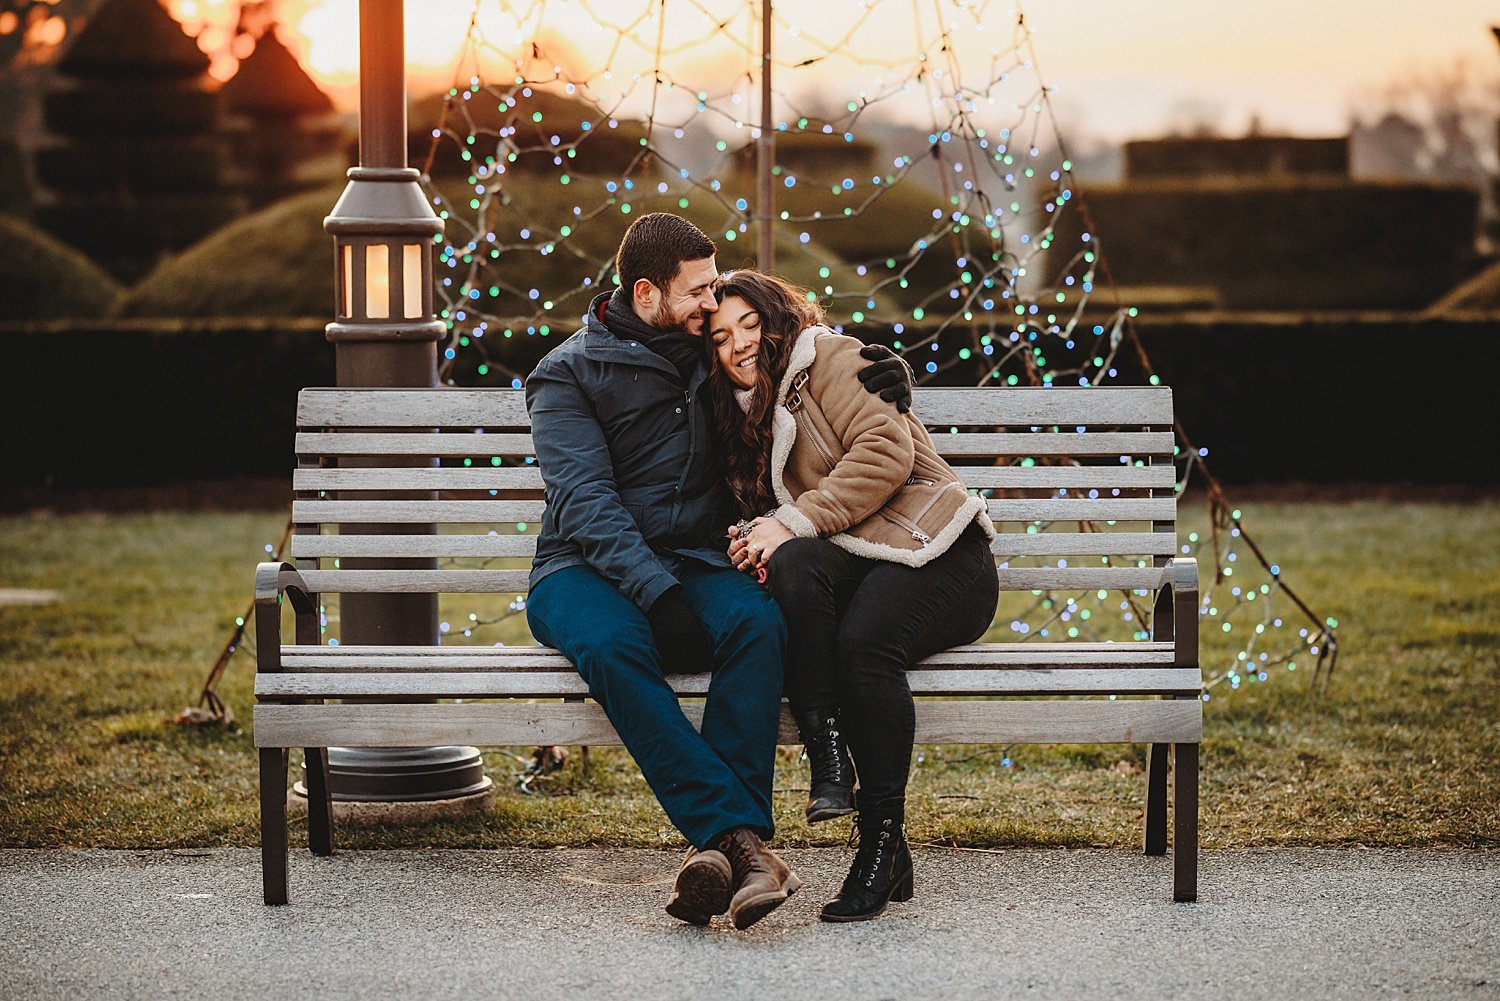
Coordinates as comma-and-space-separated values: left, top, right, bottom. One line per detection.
785, 370, 810, 413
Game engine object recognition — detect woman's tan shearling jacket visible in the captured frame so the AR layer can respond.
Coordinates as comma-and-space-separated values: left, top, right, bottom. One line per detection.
766, 325, 995, 565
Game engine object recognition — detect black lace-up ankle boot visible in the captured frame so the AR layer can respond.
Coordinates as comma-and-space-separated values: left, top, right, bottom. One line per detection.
792, 707, 855, 824
819, 797, 913, 922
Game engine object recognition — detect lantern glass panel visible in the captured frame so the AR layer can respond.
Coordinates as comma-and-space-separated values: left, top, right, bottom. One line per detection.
403, 244, 423, 319
366, 244, 391, 319
341, 244, 353, 318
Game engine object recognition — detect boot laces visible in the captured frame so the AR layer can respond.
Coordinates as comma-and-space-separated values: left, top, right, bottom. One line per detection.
716, 830, 767, 880
803, 717, 848, 786
844, 815, 896, 888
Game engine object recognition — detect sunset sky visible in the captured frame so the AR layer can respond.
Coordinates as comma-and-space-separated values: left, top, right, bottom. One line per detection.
162, 0, 1498, 143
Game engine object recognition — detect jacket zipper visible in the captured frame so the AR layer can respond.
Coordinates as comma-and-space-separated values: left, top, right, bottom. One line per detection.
796, 408, 838, 472
673, 389, 695, 523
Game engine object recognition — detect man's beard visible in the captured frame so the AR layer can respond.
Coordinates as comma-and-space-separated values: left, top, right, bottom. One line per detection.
648, 301, 704, 335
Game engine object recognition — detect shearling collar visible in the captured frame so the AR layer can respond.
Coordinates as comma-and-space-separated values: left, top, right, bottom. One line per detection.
773, 324, 831, 409
768, 324, 831, 508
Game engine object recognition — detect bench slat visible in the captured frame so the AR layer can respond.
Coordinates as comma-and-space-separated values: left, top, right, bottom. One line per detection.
289, 464, 1173, 494
987, 498, 1175, 522
992, 532, 1177, 557
291, 500, 546, 524
290, 565, 1167, 594
288, 531, 1177, 561
256, 668, 1203, 699
932, 432, 1176, 457
253, 698, 1201, 747
276, 643, 1176, 670
296, 387, 1174, 430
294, 430, 1174, 461
294, 468, 546, 492
298, 390, 531, 428
289, 498, 1171, 526
291, 534, 539, 559
296, 432, 536, 456
298, 570, 531, 592
908, 387, 1173, 426
954, 466, 1176, 489
993, 567, 1166, 589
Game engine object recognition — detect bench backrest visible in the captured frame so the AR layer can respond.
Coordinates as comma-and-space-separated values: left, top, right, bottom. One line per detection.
289, 386, 1177, 601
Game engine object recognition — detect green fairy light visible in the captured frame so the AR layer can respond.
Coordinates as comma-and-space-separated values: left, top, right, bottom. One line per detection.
372, 0, 1334, 708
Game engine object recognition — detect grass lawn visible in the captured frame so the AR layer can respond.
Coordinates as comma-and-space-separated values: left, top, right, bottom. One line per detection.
1, 501, 1496, 851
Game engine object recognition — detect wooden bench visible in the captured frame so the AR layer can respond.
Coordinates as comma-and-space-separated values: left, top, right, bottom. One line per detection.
255, 385, 1200, 905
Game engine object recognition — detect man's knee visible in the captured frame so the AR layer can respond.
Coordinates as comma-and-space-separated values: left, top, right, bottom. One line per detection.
730, 589, 786, 647
527, 571, 659, 685
707, 584, 787, 662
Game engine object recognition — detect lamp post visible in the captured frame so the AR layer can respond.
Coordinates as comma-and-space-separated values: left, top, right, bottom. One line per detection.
307, 0, 491, 811
757, 0, 774, 272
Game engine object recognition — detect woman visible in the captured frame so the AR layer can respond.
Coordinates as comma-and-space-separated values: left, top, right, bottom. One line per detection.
705, 270, 999, 922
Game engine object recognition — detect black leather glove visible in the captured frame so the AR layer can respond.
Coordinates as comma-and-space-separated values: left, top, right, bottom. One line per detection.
645, 585, 714, 673
856, 343, 913, 414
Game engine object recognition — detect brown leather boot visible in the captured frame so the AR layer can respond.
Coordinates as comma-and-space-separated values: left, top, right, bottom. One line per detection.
714, 827, 802, 930
664, 847, 733, 925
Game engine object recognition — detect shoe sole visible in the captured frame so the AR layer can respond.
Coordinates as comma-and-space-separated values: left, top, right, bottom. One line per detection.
665, 862, 733, 926
806, 805, 856, 824
819, 897, 895, 922
731, 889, 789, 930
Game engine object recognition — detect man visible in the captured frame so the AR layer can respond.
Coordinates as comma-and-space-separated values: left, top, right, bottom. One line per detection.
524, 213, 912, 929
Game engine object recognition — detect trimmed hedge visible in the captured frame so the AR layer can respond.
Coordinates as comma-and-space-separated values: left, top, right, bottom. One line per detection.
0, 215, 124, 321
1, 318, 333, 489
1, 312, 1493, 490
1050, 179, 1481, 311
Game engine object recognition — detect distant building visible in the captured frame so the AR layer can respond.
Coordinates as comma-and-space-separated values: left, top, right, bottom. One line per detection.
32, 0, 242, 283
1054, 135, 1481, 311
219, 27, 349, 209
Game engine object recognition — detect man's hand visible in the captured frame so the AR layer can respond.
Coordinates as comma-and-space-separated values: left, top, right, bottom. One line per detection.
856, 343, 914, 413
645, 586, 714, 673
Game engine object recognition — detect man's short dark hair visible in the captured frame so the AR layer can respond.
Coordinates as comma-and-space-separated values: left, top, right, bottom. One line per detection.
615, 213, 716, 294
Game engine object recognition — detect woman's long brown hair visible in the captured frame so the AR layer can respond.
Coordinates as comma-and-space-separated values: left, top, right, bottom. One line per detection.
706, 270, 825, 518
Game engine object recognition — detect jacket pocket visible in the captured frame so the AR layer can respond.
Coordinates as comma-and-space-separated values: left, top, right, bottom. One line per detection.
878, 508, 932, 546
624, 501, 666, 543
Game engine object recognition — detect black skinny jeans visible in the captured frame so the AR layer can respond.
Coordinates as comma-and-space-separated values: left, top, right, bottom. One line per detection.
765, 521, 999, 805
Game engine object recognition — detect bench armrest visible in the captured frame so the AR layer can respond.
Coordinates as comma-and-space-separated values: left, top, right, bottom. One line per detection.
255, 562, 319, 674
1151, 557, 1199, 668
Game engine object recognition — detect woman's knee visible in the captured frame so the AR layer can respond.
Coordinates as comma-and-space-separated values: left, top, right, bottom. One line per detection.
765, 537, 842, 604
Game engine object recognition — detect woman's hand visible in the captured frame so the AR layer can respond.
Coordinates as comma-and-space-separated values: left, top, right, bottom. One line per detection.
726, 516, 795, 574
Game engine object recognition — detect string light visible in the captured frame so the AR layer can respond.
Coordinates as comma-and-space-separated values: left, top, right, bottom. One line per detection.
196, 0, 1336, 720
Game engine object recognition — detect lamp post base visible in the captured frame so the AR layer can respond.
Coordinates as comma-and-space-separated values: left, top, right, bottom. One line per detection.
321, 745, 491, 800
291, 746, 495, 827
288, 782, 496, 829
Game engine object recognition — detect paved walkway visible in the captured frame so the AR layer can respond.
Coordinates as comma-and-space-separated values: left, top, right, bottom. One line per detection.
1, 847, 1495, 1000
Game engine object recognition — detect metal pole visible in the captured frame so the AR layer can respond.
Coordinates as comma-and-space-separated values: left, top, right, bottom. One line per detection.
757, 0, 774, 272
312, 0, 489, 808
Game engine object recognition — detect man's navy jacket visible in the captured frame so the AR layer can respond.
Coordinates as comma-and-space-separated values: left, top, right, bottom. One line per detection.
525, 291, 737, 612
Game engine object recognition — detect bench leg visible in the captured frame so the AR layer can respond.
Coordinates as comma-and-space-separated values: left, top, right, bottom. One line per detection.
304, 747, 333, 857
1172, 742, 1198, 903
1144, 743, 1169, 856
260, 747, 289, 905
